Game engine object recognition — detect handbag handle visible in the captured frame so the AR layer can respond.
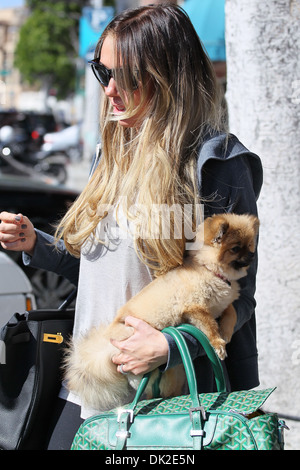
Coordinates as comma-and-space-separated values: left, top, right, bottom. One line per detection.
176, 324, 227, 393
130, 324, 227, 411
116, 325, 227, 450
58, 289, 77, 310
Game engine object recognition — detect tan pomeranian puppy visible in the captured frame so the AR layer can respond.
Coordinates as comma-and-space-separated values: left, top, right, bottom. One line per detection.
64, 213, 259, 410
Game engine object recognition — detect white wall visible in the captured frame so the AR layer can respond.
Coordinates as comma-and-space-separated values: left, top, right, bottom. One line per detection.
225, 0, 300, 428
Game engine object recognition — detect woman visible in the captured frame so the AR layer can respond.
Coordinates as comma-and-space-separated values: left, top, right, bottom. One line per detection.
0, 4, 262, 449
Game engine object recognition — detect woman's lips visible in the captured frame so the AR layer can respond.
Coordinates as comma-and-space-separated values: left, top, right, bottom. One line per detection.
112, 101, 126, 114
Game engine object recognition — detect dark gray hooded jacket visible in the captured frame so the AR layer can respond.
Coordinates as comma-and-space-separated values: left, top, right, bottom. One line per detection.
24, 132, 263, 393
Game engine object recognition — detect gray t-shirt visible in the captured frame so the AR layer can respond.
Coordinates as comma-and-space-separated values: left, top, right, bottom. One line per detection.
73, 207, 153, 338
60, 205, 153, 417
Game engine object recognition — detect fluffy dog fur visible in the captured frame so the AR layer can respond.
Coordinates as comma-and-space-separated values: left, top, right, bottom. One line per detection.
64, 213, 259, 410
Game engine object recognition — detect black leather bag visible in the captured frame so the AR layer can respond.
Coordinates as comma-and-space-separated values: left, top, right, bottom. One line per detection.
0, 290, 76, 450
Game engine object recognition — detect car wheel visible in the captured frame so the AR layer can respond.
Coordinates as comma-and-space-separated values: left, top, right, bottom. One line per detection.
40, 164, 68, 184
29, 269, 75, 309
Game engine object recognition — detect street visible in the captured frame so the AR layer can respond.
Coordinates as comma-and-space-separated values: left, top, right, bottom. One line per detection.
66, 158, 91, 192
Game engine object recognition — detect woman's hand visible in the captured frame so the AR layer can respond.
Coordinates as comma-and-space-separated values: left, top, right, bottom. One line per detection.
111, 316, 169, 376
0, 212, 37, 256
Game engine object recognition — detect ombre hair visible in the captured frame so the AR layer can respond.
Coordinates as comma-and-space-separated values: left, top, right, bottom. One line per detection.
55, 4, 225, 275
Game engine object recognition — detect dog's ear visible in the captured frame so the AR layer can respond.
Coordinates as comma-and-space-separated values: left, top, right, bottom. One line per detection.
202, 215, 229, 245
212, 218, 229, 244
252, 217, 260, 235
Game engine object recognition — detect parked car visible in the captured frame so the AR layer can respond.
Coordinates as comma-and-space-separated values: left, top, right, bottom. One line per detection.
0, 111, 70, 183
0, 173, 79, 308
0, 110, 58, 156
0, 251, 36, 329
0, 125, 69, 184
41, 124, 83, 162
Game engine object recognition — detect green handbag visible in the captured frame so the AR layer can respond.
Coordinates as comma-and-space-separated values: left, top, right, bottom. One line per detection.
71, 324, 286, 451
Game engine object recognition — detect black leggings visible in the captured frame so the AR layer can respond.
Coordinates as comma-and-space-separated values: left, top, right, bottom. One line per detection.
45, 398, 84, 450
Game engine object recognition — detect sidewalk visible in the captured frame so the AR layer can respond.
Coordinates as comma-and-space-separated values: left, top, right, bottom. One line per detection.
281, 418, 300, 450
65, 158, 91, 191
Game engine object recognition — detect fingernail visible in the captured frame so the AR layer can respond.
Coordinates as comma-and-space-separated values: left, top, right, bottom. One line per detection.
19, 232, 25, 237
15, 216, 21, 221
21, 238, 26, 242
21, 224, 27, 229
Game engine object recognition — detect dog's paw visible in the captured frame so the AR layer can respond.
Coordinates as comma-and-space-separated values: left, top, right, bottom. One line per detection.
220, 333, 232, 345
211, 338, 227, 360
219, 328, 233, 345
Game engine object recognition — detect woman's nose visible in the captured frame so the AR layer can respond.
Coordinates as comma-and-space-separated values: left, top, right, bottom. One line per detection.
104, 77, 119, 97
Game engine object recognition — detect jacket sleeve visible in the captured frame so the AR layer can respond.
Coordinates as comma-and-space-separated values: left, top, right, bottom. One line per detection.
200, 155, 260, 331
162, 152, 262, 370
22, 148, 101, 287
22, 229, 80, 286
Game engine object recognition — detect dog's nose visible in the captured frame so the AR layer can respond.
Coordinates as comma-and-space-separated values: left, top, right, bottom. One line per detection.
240, 251, 255, 267
231, 251, 255, 270
246, 251, 255, 262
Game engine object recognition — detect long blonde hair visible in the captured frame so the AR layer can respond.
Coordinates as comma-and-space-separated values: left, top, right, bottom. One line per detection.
55, 4, 224, 275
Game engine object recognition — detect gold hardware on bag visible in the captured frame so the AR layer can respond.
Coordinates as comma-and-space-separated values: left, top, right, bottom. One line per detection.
43, 333, 64, 344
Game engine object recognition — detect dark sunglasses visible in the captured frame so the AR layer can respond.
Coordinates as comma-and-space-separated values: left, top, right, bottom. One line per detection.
88, 58, 138, 89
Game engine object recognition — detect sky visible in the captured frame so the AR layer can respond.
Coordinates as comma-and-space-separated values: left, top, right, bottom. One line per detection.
0, 0, 24, 8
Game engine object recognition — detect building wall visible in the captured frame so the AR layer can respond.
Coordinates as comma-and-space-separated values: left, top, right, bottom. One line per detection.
0, 7, 28, 109
225, 0, 300, 426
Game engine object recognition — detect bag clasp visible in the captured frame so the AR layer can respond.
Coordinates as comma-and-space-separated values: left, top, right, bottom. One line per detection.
117, 409, 134, 423
43, 333, 64, 344
189, 406, 207, 421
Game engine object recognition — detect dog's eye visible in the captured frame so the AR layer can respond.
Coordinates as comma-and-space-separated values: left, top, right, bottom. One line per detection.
230, 246, 241, 254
